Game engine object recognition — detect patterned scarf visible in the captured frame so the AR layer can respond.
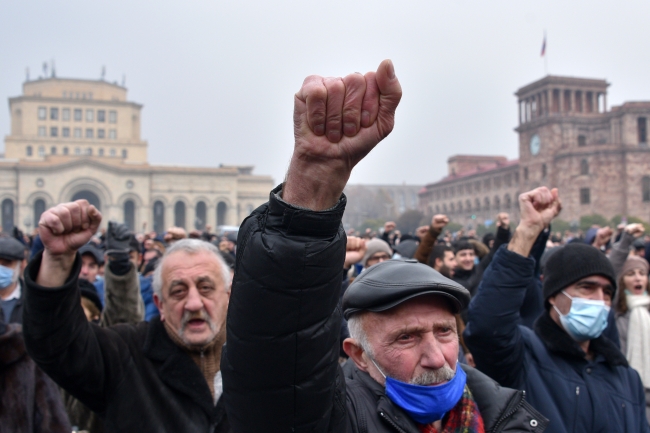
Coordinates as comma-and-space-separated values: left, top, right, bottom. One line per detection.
417, 385, 485, 433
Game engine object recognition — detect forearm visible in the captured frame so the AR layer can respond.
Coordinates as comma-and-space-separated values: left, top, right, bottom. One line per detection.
507, 224, 541, 258
283, 156, 349, 211
100, 257, 144, 327
36, 250, 76, 288
609, 231, 634, 276
414, 226, 441, 264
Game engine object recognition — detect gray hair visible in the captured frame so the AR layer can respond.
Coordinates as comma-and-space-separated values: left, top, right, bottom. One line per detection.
152, 239, 232, 298
347, 313, 374, 358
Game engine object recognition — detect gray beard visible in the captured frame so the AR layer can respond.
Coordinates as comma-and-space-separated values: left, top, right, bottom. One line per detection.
409, 364, 455, 385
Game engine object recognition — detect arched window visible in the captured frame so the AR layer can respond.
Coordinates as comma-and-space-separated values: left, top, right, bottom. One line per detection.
124, 200, 135, 231
643, 176, 650, 202
217, 202, 228, 226
51, 146, 57, 155
474, 198, 481, 212
2, 199, 14, 233
195, 201, 207, 230
484, 197, 490, 212
494, 196, 501, 211
504, 194, 512, 209
153, 201, 165, 234
33, 199, 46, 229
174, 201, 186, 229
26, 146, 33, 156
71, 190, 101, 211
580, 159, 589, 175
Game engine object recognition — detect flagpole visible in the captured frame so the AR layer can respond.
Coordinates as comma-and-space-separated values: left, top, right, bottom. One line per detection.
542, 30, 548, 76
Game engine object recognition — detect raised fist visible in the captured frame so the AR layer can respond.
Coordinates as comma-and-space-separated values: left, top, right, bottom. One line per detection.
593, 226, 613, 248
431, 215, 449, 232
39, 200, 102, 256
625, 223, 645, 238
496, 212, 510, 229
415, 226, 429, 238
284, 60, 402, 210
517, 187, 562, 233
345, 236, 367, 268
384, 221, 397, 233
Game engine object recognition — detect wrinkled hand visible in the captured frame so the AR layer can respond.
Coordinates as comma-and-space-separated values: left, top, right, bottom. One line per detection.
431, 214, 449, 232
345, 236, 367, 268
284, 60, 402, 210
509, 188, 561, 257
39, 200, 102, 257
625, 223, 645, 238
496, 212, 510, 229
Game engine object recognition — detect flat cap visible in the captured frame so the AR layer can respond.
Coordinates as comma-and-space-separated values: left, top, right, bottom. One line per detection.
0, 237, 25, 261
79, 243, 105, 265
342, 259, 470, 320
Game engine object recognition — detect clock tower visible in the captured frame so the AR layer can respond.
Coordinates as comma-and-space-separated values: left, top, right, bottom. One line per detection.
515, 76, 609, 190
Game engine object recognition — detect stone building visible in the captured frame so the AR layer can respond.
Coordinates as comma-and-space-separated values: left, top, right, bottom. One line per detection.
419, 75, 650, 226
1, 76, 274, 234
342, 184, 422, 230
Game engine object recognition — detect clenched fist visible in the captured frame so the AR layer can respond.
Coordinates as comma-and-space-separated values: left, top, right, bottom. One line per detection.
508, 187, 561, 257
39, 200, 102, 256
284, 60, 402, 211
431, 215, 449, 232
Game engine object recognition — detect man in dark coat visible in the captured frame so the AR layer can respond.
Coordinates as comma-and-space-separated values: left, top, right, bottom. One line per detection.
0, 236, 27, 324
221, 60, 547, 432
464, 187, 649, 433
22, 204, 232, 432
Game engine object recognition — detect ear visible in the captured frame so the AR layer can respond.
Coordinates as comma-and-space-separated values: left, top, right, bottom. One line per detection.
434, 257, 443, 269
343, 338, 369, 372
153, 293, 165, 321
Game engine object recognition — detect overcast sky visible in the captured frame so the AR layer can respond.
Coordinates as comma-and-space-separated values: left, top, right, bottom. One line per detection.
2, 1, 649, 186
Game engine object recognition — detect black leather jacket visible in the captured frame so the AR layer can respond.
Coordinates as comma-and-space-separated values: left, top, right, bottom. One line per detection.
222, 187, 548, 432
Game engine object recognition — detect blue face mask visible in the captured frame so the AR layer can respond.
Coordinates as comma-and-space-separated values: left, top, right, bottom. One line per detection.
0, 264, 15, 289
371, 358, 466, 424
554, 291, 610, 342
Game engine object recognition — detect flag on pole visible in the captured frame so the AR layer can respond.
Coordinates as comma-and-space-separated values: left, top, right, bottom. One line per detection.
541, 33, 546, 57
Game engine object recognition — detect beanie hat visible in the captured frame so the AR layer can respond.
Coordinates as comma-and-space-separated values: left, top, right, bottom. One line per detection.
78, 278, 103, 313
362, 238, 392, 267
543, 243, 617, 303
620, 256, 649, 278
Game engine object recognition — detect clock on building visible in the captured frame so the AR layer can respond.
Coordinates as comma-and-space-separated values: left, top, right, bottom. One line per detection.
529, 134, 541, 156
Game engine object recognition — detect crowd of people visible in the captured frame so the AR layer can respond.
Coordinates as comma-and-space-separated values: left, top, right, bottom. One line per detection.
2, 60, 650, 432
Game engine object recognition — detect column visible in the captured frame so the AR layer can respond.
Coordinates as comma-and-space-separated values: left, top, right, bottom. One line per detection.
559, 89, 564, 113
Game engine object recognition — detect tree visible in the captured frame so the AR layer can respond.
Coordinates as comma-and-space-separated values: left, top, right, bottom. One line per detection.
579, 214, 609, 231
396, 210, 424, 234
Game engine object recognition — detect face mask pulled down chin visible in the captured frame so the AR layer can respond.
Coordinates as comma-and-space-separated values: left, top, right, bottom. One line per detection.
554, 291, 610, 342
0, 264, 18, 289
371, 358, 466, 424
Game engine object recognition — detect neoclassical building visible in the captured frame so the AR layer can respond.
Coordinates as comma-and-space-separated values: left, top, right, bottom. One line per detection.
1, 76, 274, 233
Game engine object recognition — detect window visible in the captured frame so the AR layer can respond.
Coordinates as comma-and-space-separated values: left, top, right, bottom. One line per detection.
174, 201, 186, 228
38, 126, 46, 137
122, 149, 127, 158
484, 178, 491, 190
86, 128, 94, 138
86, 109, 94, 122
505, 194, 511, 209
580, 188, 591, 204
109, 129, 116, 139
75, 147, 81, 155
74, 109, 82, 121
639, 117, 648, 144
98, 148, 104, 156
62, 108, 70, 121
124, 200, 135, 230
643, 177, 650, 202
195, 201, 207, 230
578, 135, 587, 147
50, 127, 58, 137
524, 167, 529, 181
74, 128, 82, 138
542, 163, 547, 178
475, 198, 480, 212
484, 197, 490, 211
33, 199, 46, 230
63, 147, 69, 155
580, 159, 589, 175
50, 107, 59, 120
38, 146, 45, 157
98, 129, 105, 139
2, 199, 14, 233
51, 147, 57, 155
97, 110, 106, 122
153, 201, 165, 234
62, 127, 70, 137
38, 106, 46, 120
110, 148, 116, 156
26, 146, 33, 156
109, 110, 117, 123
217, 202, 228, 226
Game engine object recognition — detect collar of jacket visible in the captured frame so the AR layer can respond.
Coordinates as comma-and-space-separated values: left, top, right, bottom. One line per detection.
0, 322, 26, 367
453, 267, 475, 280
349, 362, 540, 432
142, 316, 225, 423
533, 311, 628, 367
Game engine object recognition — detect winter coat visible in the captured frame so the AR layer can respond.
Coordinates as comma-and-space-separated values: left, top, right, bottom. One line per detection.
0, 322, 71, 433
221, 187, 548, 432
464, 246, 649, 433
22, 252, 230, 433
0, 280, 25, 324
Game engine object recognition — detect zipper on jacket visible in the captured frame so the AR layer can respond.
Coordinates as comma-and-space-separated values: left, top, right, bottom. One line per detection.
572, 386, 580, 432
491, 390, 526, 433
379, 411, 407, 433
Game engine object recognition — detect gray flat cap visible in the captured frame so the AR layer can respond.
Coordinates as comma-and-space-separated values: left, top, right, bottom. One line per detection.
0, 237, 25, 261
342, 259, 470, 320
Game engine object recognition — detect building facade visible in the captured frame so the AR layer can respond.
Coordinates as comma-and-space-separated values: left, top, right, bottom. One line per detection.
342, 183, 422, 230
1, 77, 274, 233
419, 75, 650, 226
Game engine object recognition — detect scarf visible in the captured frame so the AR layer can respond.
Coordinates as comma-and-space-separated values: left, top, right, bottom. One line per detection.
163, 320, 225, 403
417, 385, 485, 433
626, 294, 650, 388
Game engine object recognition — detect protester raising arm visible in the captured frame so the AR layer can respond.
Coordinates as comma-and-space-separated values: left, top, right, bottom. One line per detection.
413, 214, 448, 265
221, 60, 402, 433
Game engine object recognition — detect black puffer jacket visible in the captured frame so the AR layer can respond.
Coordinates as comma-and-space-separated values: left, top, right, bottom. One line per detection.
22, 252, 230, 433
222, 186, 547, 432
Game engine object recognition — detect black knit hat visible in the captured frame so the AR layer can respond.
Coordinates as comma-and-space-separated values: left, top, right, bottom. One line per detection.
542, 243, 617, 304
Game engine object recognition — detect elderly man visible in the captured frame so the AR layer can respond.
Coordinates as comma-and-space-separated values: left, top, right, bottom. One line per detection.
0, 237, 27, 324
221, 60, 547, 432
22, 205, 232, 432
464, 187, 649, 433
